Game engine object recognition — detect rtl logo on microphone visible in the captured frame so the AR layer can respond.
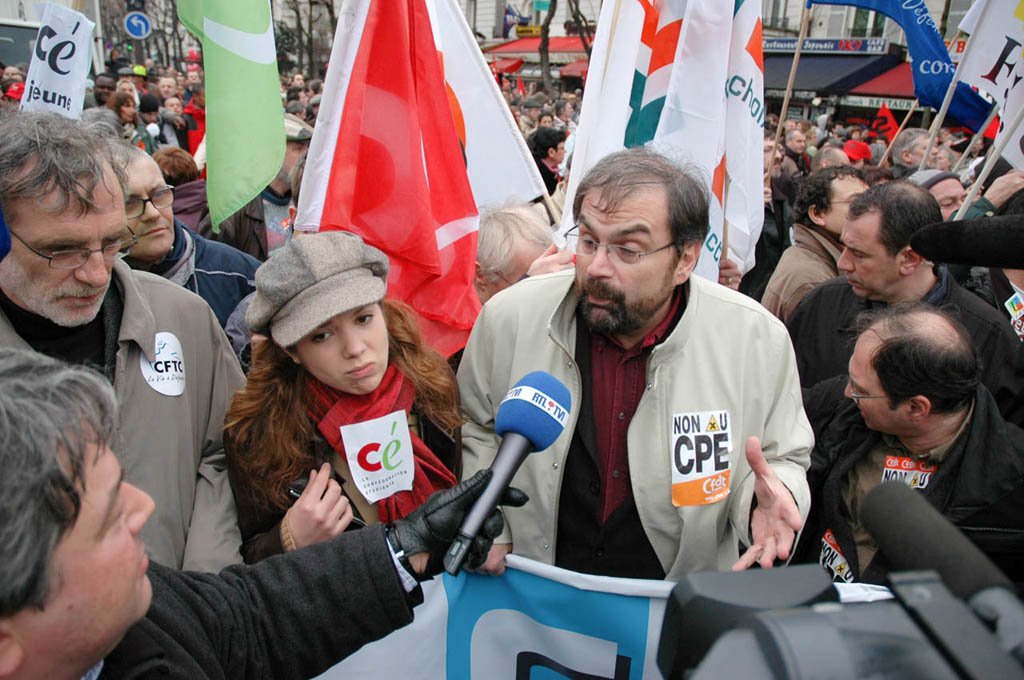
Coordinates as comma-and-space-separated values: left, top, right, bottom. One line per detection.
502, 385, 569, 426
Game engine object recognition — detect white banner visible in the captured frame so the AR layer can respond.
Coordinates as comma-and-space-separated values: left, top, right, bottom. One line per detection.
558, 0, 763, 280
21, 3, 95, 119
318, 555, 674, 679
424, 0, 547, 209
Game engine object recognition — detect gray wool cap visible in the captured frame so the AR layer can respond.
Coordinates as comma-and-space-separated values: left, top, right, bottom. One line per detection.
246, 231, 389, 347
907, 169, 961, 191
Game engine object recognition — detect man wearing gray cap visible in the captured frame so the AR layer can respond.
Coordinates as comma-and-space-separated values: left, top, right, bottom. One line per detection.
198, 113, 313, 261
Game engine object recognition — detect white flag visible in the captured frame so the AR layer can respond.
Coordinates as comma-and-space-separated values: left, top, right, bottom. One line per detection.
957, 0, 1024, 107
559, 0, 763, 281
21, 3, 95, 119
424, 0, 547, 208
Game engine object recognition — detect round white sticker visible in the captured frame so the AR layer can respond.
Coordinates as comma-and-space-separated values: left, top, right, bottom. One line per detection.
139, 331, 186, 396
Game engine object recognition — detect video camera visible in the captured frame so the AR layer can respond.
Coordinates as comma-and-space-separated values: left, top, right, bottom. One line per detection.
658, 483, 1024, 679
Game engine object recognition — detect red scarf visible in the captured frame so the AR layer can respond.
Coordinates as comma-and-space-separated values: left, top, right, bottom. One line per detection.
304, 365, 456, 523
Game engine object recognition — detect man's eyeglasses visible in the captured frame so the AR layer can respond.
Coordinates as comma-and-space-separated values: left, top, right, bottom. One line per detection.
848, 385, 888, 405
10, 227, 138, 270
565, 225, 677, 266
125, 186, 174, 219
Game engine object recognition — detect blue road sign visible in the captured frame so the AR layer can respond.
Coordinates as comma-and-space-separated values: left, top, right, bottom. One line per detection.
124, 11, 152, 40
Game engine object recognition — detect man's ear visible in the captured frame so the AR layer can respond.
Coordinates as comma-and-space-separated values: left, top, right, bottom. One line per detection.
0, 621, 25, 677
807, 203, 828, 227
904, 395, 932, 421
672, 242, 702, 286
898, 246, 927, 275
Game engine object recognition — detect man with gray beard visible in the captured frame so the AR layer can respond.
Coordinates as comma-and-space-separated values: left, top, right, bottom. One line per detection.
0, 112, 244, 572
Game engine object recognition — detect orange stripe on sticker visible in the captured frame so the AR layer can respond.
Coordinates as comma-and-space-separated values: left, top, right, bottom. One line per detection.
672, 470, 731, 506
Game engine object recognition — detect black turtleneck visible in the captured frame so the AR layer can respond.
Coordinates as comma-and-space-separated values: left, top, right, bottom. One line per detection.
0, 283, 122, 380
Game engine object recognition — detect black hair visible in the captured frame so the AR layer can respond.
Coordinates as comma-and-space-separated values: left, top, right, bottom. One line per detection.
848, 181, 941, 255
793, 165, 866, 228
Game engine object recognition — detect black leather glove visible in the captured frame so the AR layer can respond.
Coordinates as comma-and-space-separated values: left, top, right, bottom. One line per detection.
386, 469, 528, 581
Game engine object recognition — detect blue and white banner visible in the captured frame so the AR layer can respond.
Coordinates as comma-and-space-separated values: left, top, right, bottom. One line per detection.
318, 555, 674, 679
808, 0, 994, 131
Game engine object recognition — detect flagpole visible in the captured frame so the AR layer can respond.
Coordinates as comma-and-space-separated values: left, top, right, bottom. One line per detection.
952, 105, 998, 173
952, 102, 1024, 220
879, 100, 918, 168
918, 29, 974, 171
766, 2, 811, 187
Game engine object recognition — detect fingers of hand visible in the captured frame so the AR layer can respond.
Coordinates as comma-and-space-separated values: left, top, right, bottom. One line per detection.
304, 463, 331, 499
744, 436, 771, 478
758, 535, 778, 569
731, 544, 763, 571
499, 486, 529, 508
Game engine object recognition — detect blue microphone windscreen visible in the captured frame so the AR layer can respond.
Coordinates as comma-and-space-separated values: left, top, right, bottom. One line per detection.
495, 371, 572, 450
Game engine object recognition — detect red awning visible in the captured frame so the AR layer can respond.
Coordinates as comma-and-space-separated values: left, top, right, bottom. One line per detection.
849, 62, 914, 98
559, 58, 589, 79
492, 58, 524, 74
486, 37, 590, 55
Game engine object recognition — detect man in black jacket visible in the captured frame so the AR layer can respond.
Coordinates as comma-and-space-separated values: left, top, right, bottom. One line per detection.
787, 181, 1024, 426
0, 348, 521, 680
794, 306, 1024, 584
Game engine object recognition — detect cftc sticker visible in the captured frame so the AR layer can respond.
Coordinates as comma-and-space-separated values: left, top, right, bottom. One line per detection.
670, 410, 732, 506
140, 331, 185, 396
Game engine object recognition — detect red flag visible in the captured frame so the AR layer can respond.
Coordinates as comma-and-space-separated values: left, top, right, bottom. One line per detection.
516, 74, 526, 97
299, 0, 480, 357
871, 102, 899, 142
985, 113, 999, 140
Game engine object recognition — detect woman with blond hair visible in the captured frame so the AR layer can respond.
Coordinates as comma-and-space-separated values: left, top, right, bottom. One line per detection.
225, 231, 461, 563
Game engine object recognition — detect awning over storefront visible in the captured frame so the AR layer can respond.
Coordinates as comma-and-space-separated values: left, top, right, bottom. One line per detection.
763, 53, 903, 93
491, 58, 524, 74
486, 36, 590, 63
559, 58, 589, 79
849, 62, 914, 98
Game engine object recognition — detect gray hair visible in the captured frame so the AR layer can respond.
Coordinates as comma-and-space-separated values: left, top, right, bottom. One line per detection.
0, 112, 127, 227
572, 147, 709, 247
0, 348, 119, 616
107, 137, 151, 173
477, 204, 552, 279
891, 127, 928, 166
79, 107, 123, 141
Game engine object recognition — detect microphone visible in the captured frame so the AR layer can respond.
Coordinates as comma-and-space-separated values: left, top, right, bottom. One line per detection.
443, 371, 571, 575
863, 482, 1024, 661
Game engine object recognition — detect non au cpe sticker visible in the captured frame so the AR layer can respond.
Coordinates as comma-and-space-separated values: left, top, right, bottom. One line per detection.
670, 410, 732, 506
882, 455, 937, 490
819, 529, 854, 583
340, 410, 415, 504
140, 331, 186, 396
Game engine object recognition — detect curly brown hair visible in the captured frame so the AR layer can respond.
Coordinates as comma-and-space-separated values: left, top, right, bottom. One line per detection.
224, 298, 461, 511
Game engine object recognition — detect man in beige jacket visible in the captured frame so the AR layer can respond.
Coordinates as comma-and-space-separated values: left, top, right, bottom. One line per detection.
762, 166, 868, 322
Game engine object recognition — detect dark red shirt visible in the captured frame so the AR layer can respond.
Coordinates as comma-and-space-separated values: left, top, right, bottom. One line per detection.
589, 289, 684, 523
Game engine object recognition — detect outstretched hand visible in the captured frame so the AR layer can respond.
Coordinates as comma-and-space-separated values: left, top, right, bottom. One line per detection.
731, 437, 803, 571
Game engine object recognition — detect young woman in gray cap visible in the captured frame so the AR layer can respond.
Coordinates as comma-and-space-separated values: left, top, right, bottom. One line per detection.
224, 231, 461, 563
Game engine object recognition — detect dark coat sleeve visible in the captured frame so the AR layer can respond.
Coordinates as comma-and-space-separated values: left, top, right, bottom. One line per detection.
107, 527, 417, 679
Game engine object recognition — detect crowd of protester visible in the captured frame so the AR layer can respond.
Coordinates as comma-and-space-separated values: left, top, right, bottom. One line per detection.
0, 53, 1022, 678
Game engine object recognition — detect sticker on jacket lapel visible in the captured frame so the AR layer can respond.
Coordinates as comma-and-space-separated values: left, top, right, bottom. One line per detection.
1005, 293, 1024, 342
820, 529, 854, 583
882, 455, 937, 490
140, 332, 185, 396
340, 410, 414, 504
670, 410, 731, 506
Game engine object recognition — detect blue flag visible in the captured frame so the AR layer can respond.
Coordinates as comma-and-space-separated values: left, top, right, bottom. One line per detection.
0, 199, 9, 262
808, 0, 994, 131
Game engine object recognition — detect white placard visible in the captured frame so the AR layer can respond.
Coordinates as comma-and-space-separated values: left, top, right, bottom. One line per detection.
21, 3, 95, 119
339, 409, 415, 504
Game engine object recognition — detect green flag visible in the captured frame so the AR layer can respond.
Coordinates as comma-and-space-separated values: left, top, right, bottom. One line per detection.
178, 0, 284, 229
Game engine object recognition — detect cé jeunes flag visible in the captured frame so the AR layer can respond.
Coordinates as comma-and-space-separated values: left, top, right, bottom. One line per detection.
807, 0, 994, 131
294, 0, 481, 357
423, 0, 547, 208
562, 0, 763, 282
178, 0, 285, 228
956, 0, 1024, 169
21, 3, 94, 119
